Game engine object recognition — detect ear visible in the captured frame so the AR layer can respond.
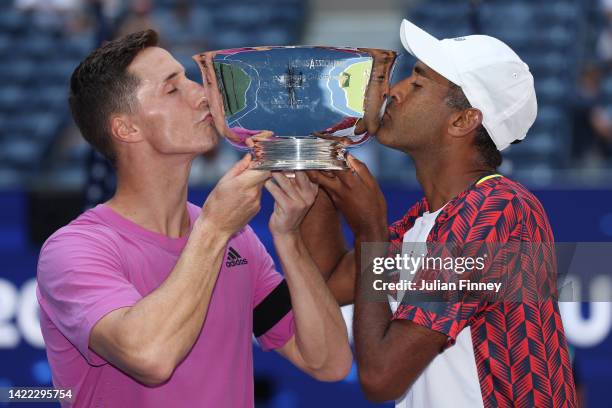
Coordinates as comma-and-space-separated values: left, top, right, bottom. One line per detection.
447, 108, 482, 139
110, 114, 142, 144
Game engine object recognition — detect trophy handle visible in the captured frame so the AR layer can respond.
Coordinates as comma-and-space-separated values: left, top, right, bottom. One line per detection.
359, 48, 397, 136
312, 48, 397, 144
193, 51, 250, 149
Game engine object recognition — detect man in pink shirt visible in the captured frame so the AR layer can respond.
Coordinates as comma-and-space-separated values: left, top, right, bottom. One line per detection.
36, 30, 352, 407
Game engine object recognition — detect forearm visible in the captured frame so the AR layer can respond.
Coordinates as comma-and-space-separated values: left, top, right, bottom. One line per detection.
352, 233, 399, 401
118, 218, 230, 367
352, 231, 438, 401
354, 296, 393, 373
353, 231, 392, 373
274, 232, 351, 375
300, 188, 349, 280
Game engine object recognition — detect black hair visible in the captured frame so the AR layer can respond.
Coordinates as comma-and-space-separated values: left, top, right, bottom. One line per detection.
444, 83, 502, 169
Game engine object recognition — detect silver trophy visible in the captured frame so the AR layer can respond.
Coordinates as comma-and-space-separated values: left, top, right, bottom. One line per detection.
194, 46, 398, 170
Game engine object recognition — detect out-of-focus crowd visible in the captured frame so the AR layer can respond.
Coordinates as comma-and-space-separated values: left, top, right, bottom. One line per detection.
12, 0, 239, 188
6, 0, 612, 189
569, 0, 612, 168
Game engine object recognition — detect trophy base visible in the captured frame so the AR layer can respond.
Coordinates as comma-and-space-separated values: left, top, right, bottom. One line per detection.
251, 137, 348, 170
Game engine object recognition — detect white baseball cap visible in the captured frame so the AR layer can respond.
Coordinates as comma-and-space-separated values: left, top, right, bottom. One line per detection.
399, 19, 537, 151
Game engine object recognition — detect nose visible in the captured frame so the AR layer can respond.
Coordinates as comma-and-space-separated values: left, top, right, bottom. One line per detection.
389, 82, 403, 104
188, 79, 208, 109
389, 75, 412, 104
196, 94, 208, 110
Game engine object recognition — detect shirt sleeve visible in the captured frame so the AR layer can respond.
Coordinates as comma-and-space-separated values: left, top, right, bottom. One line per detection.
392, 192, 524, 346
244, 227, 295, 351
37, 227, 142, 365
392, 301, 485, 347
391, 241, 495, 344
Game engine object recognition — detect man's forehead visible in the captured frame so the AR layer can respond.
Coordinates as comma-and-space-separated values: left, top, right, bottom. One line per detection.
413, 60, 451, 86
129, 46, 183, 83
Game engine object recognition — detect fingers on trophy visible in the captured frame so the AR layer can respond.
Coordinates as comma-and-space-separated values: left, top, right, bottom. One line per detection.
193, 46, 398, 170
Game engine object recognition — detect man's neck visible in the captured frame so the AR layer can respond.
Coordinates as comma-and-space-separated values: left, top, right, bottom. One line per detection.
106, 155, 195, 238
412, 151, 492, 212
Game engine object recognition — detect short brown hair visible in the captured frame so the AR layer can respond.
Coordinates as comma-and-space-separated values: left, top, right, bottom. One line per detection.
68, 30, 159, 166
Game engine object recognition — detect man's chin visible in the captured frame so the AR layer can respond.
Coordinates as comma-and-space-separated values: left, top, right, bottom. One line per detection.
201, 139, 220, 155
374, 130, 408, 153
197, 129, 221, 152
374, 127, 394, 148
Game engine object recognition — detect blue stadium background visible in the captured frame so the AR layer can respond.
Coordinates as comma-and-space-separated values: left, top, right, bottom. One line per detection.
1, 0, 611, 406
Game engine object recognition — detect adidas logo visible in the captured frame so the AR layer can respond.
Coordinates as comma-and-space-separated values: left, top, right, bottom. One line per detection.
226, 246, 248, 267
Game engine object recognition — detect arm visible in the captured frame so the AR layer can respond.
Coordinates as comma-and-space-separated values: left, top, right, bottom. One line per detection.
352, 229, 446, 402
265, 172, 352, 381
302, 174, 356, 305
315, 155, 447, 402
245, 135, 356, 304
90, 222, 229, 385
90, 155, 270, 385
300, 187, 347, 280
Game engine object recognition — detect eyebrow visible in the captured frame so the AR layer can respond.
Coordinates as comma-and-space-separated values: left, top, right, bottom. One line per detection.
414, 65, 431, 79
163, 70, 184, 83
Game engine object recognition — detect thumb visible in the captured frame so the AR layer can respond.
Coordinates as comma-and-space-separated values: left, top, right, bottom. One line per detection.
347, 154, 369, 177
236, 168, 271, 187
223, 154, 252, 179
347, 154, 378, 188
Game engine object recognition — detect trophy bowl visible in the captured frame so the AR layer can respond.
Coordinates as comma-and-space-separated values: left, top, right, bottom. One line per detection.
194, 46, 398, 170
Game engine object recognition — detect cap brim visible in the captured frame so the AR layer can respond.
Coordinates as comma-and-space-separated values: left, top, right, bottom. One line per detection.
399, 19, 461, 85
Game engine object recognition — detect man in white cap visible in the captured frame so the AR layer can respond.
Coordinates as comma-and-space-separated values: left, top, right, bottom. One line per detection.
304, 19, 577, 407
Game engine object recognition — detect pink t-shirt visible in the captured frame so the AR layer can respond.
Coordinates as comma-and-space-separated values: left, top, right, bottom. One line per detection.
36, 203, 295, 407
